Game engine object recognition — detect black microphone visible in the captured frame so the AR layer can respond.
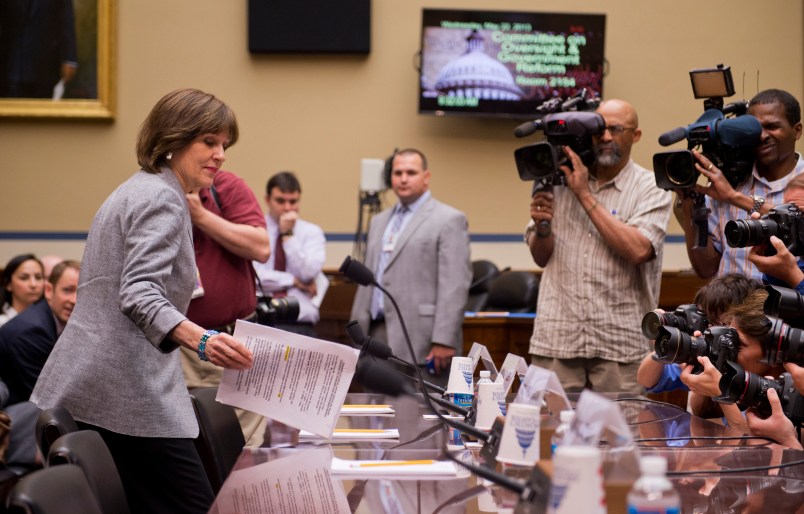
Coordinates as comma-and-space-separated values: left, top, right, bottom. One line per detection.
513, 119, 544, 138
339, 255, 493, 444
658, 126, 687, 146
346, 320, 447, 396
339, 255, 374, 286
354, 355, 410, 396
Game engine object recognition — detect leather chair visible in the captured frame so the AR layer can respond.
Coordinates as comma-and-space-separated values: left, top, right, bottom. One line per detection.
6, 464, 102, 514
34, 407, 78, 461
190, 387, 245, 493
47, 430, 130, 514
484, 271, 539, 313
464, 260, 499, 312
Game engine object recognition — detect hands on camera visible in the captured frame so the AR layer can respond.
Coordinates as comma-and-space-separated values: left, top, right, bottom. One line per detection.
560, 146, 593, 199
746, 387, 803, 449
680, 353, 721, 397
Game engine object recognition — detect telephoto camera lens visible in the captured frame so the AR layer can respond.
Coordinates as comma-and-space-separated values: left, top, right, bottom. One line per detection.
761, 317, 804, 365
652, 326, 709, 365
718, 361, 781, 410
724, 218, 780, 248
764, 285, 804, 329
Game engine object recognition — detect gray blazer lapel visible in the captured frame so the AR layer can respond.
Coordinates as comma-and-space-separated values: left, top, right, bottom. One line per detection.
366, 209, 392, 271
386, 197, 433, 270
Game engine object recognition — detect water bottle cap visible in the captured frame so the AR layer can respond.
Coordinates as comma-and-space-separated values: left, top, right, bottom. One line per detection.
479, 370, 491, 378
640, 455, 668, 476
559, 409, 575, 423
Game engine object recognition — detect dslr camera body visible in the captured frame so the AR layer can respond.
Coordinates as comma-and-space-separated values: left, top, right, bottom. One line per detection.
652, 325, 739, 375
641, 303, 707, 340
513, 89, 604, 194
725, 203, 804, 257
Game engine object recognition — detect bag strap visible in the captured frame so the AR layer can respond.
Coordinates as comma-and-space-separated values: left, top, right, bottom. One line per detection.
208, 185, 270, 299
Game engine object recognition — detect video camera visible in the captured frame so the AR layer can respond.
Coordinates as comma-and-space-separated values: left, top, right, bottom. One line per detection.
513, 88, 604, 194
641, 304, 707, 340
255, 295, 300, 326
653, 65, 762, 191
653, 65, 763, 250
651, 325, 739, 374
725, 203, 804, 256
717, 361, 804, 424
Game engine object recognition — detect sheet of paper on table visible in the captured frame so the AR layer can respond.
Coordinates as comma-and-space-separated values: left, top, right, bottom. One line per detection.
299, 428, 400, 441
330, 457, 460, 479
215, 448, 350, 514
339, 404, 395, 416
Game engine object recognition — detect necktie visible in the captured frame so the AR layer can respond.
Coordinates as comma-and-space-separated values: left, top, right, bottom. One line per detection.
370, 205, 408, 319
274, 232, 287, 297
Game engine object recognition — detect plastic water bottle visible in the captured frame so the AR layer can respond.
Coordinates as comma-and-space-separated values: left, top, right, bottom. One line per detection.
475, 370, 492, 392
626, 456, 680, 514
550, 409, 575, 455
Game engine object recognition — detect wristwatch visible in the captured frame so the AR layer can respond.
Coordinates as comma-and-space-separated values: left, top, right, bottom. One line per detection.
749, 195, 765, 214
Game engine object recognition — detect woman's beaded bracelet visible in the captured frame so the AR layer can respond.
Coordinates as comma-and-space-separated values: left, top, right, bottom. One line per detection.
198, 329, 219, 362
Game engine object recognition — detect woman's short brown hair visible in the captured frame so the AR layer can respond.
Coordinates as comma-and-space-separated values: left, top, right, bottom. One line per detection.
135, 88, 239, 173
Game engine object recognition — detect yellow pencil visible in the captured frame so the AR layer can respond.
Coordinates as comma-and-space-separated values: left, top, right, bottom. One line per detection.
356, 460, 435, 468
334, 429, 393, 433
342, 405, 392, 409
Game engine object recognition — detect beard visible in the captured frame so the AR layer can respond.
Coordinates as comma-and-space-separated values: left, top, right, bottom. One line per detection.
594, 143, 622, 167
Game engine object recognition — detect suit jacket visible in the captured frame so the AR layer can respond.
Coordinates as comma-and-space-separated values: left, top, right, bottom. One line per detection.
0, 299, 57, 405
350, 196, 471, 364
31, 168, 198, 438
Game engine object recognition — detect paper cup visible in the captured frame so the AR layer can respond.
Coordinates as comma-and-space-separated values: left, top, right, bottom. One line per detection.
496, 402, 540, 466
548, 445, 605, 514
447, 356, 474, 394
475, 381, 506, 431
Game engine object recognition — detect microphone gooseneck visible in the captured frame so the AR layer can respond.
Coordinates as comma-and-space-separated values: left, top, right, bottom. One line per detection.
339, 255, 489, 442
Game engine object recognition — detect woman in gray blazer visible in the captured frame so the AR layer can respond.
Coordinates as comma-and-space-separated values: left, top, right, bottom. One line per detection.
31, 89, 254, 514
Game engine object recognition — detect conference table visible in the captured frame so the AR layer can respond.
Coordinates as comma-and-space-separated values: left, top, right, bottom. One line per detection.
208, 393, 804, 514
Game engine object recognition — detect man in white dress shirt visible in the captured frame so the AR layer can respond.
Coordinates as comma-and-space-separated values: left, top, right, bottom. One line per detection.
253, 171, 326, 337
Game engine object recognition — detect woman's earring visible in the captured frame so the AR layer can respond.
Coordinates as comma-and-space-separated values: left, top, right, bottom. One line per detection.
166, 152, 173, 160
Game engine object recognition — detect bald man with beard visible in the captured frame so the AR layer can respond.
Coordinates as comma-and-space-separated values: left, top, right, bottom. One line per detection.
525, 99, 672, 394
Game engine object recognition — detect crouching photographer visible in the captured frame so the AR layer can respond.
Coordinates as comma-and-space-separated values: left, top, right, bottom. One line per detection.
638, 274, 761, 390
521, 98, 671, 394
714, 289, 804, 448
637, 274, 763, 430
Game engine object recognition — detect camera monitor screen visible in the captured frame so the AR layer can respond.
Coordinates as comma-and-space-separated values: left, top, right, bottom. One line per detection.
419, 9, 606, 119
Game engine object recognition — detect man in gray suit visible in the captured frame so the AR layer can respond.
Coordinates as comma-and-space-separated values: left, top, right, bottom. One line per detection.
351, 148, 471, 385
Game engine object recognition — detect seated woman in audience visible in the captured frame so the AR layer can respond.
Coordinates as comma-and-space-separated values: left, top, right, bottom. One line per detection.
0, 254, 45, 327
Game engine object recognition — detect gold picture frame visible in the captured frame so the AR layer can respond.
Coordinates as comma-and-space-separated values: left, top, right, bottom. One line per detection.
0, 0, 116, 119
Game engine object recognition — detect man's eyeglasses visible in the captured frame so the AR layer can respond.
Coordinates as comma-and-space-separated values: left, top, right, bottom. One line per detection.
604, 125, 637, 135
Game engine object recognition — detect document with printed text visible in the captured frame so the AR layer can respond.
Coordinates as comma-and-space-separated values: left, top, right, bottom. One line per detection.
218, 320, 360, 437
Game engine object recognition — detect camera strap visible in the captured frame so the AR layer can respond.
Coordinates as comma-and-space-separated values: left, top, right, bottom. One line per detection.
689, 192, 711, 249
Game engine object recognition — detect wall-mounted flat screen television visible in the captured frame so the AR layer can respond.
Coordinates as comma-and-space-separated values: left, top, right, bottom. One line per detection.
419, 9, 606, 119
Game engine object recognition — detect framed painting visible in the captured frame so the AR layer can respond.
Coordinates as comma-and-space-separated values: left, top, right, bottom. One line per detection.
0, 0, 116, 119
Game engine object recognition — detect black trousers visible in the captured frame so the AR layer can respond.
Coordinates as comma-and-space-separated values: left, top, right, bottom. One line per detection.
77, 421, 214, 514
